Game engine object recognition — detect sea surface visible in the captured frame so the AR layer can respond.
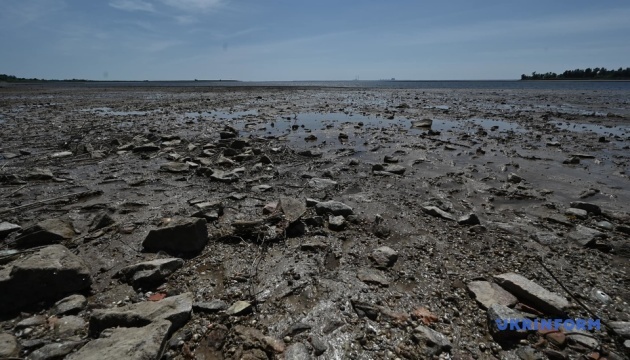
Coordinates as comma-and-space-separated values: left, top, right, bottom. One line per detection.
8, 80, 630, 91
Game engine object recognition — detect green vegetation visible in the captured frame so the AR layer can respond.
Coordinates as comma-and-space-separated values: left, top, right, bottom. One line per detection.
521, 67, 630, 80
0, 74, 89, 82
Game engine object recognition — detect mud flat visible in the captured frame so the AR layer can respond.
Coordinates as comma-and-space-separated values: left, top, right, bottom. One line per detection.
0, 84, 629, 359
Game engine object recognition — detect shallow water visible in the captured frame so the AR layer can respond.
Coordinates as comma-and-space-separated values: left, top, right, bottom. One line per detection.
551, 120, 629, 136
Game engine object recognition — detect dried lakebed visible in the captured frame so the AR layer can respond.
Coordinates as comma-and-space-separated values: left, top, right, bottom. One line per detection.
0, 85, 629, 360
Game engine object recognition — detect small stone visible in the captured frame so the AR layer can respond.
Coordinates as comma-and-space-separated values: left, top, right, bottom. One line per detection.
51, 151, 73, 158
315, 201, 353, 216
370, 246, 398, 268
132, 142, 160, 152
54, 315, 86, 338
595, 221, 613, 231
0, 222, 21, 238
90, 212, 116, 231
160, 162, 189, 173
494, 273, 569, 316
567, 225, 606, 247
16, 218, 75, 248
422, 206, 455, 221
413, 325, 452, 356
609, 321, 630, 339
458, 213, 480, 225
308, 178, 337, 191
357, 268, 390, 286
25, 168, 54, 180
310, 336, 328, 356
142, 217, 208, 255
284, 343, 311, 360
507, 173, 523, 183
569, 201, 601, 215
29, 341, 84, 360
328, 215, 346, 231
226, 301, 252, 316
487, 304, 529, 340
530, 231, 561, 245
384, 155, 399, 163
115, 258, 184, 289
51, 294, 88, 316
279, 197, 307, 223
193, 300, 228, 313
546, 332, 566, 347
563, 157, 580, 164
565, 208, 588, 219
298, 149, 322, 157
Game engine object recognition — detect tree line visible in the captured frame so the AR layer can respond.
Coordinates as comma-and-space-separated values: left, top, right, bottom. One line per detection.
521, 67, 630, 80
0, 74, 88, 82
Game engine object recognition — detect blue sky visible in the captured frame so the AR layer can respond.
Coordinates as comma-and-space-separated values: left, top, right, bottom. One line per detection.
1, 0, 629, 81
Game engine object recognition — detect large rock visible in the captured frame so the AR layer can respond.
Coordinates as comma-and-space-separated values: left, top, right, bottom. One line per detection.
493, 273, 569, 315
567, 225, 606, 246
15, 218, 74, 248
609, 321, 630, 339
115, 258, 183, 289
413, 325, 452, 356
68, 320, 171, 360
0, 245, 91, 315
307, 178, 337, 191
29, 341, 84, 360
0, 222, 21, 238
315, 201, 353, 217
51, 294, 88, 316
487, 304, 529, 341
279, 197, 307, 223
467, 281, 518, 309
89, 292, 192, 336
569, 201, 601, 215
370, 246, 399, 268
142, 217, 208, 254
0, 333, 19, 358
25, 168, 54, 180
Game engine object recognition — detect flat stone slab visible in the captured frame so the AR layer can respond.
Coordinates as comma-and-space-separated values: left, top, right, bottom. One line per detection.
567, 225, 605, 246
467, 280, 518, 309
115, 258, 184, 289
422, 206, 455, 221
494, 273, 569, 316
142, 217, 208, 254
357, 268, 390, 286
0, 222, 21, 238
315, 201, 353, 217
16, 218, 75, 248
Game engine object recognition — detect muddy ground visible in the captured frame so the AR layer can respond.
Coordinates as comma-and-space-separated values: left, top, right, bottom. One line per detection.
0, 84, 629, 359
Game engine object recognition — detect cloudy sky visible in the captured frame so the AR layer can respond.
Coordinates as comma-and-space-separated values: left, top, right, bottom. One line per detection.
1, 0, 629, 81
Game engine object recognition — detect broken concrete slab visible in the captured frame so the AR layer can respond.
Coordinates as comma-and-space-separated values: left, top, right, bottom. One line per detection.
467, 280, 518, 310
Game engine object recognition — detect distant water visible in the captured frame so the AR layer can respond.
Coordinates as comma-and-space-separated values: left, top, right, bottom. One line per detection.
15, 80, 630, 91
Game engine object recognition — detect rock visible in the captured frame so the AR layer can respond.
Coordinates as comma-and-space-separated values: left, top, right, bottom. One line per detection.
315, 201, 353, 217
458, 213, 480, 225
220, 131, 237, 139
284, 343, 311, 360
494, 273, 569, 315
193, 300, 228, 313
251, 184, 272, 192
284, 322, 312, 337
384, 155, 399, 163
16, 218, 74, 248
422, 206, 455, 221
132, 142, 159, 152
67, 320, 171, 360
279, 197, 307, 223
530, 231, 561, 245
567, 225, 606, 247
89, 292, 192, 336
543, 349, 568, 360
191, 200, 223, 221
569, 201, 601, 214
563, 157, 580, 164
566, 331, 597, 349
487, 304, 529, 340
0, 333, 19, 358
565, 208, 588, 219
328, 215, 346, 231
595, 221, 613, 231
25, 168, 54, 180
226, 301, 252, 316
54, 315, 86, 338
310, 336, 328, 356
357, 268, 390, 286
16, 315, 47, 329
507, 173, 523, 183
609, 321, 630, 339
90, 212, 116, 231
411, 119, 433, 128
142, 217, 208, 254
298, 150, 322, 157
51, 294, 88, 316
467, 280, 518, 309
383, 164, 406, 175
115, 258, 184, 289
308, 178, 337, 191
209, 168, 243, 183
370, 246, 398, 268
29, 341, 84, 360
160, 162, 189, 173
0, 245, 91, 315
0, 221, 21, 238
413, 325, 452, 356
233, 325, 285, 354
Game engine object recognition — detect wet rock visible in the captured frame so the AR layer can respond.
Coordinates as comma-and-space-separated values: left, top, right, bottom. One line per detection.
132, 142, 159, 152
494, 273, 569, 315
284, 342, 311, 360
0, 245, 91, 315
384, 155, 399, 163
115, 258, 184, 289
90, 211, 116, 231
413, 325, 452, 356
609, 321, 630, 339
310, 336, 328, 356
298, 149, 322, 157
357, 268, 390, 286
25, 168, 54, 180
373, 163, 406, 175
226, 301, 252, 316
328, 215, 346, 231
68, 320, 171, 360
315, 201, 353, 217
569, 201, 601, 215
16, 218, 74, 248
370, 246, 398, 268
422, 206, 455, 221
0, 333, 19, 358
308, 178, 337, 191
507, 173, 523, 183
458, 213, 480, 225
595, 221, 613, 231
29, 341, 84, 360
89, 292, 192, 336
191, 200, 223, 221
411, 119, 433, 128
142, 217, 208, 255
160, 162, 189, 173
193, 300, 228, 313
567, 225, 606, 247
487, 304, 529, 340
565, 208, 588, 219
51, 294, 88, 316
0, 221, 21, 238
279, 197, 307, 223
467, 280, 518, 309
563, 157, 580, 164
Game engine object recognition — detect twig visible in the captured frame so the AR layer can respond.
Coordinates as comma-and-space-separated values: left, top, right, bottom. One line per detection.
0, 190, 100, 215
3, 184, 28, 198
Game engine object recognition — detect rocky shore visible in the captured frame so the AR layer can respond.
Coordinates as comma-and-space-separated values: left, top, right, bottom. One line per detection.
0, 84, 629, 359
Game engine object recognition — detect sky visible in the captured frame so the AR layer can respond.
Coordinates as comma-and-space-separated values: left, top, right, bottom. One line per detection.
1, 0, 629, 81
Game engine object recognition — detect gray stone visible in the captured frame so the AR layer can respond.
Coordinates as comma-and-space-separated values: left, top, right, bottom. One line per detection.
67, 320, 171, 360
569, 201, 601, 215
383, 164, 406, 175
467, 280, 518, 309
567, 331, 598, 349
283, 322, 312, 337
132, 142, 160, 152
458, 213, 480, 225
357, 268, 390, 286
308, 178, 337, 191
328, 215, 346, 231
315, 201, 353, 217
412, 119, 433, 128
507, 173, 523, 183
609, 321, 630, 339
0, 222, 21, 238
16, 218, 75, 248
422, 206, 455, 221
209, 168, 244, 183
160, 162, 189, 173
54, 315, 86, 338
494, 273, 569, 316
310, 336, 328, 356
413, 325, 452, 356
116, 258, 183, 289
251, 184, 272, 192
384, 155, 399, 163
284, 342, 311, 360
25, 168, 54, 180
90, 212, 116, 231
595, 221, 614, 231
0, 333, 19, 358
89, 292, 192, 336
29, 341, 84, 360
530, 231, 561, 246
0, 245, 91, 315
226, 301, 252, 316
487, 304, 529, 340
51, 294, 88, 316
142, 217, 208, 254
16, 315, 47, 329
298, 150, 322, 157
565, 208, 588, 219
567, 225, 606, 247
279, 197, 307, 223
193, 300, 228, 313
370, 246, 398, 268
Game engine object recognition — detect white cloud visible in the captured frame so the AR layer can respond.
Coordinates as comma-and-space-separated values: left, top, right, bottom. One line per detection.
160, 0, 224, 11
109, 0, 155, 12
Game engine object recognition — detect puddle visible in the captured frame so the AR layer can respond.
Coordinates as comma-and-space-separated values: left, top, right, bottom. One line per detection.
81, 107, 154, 116
182, 109, 258, 120
551, 121, 629, 137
